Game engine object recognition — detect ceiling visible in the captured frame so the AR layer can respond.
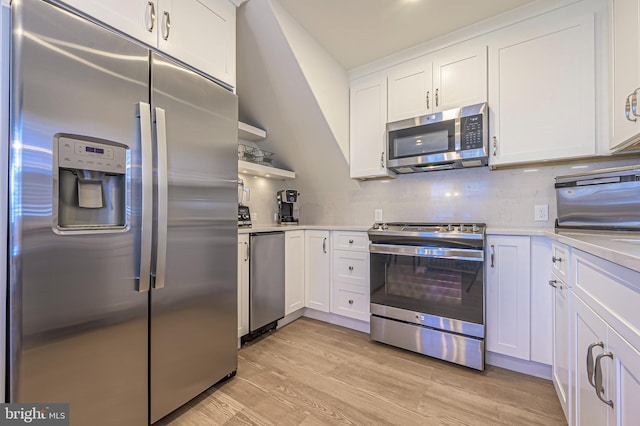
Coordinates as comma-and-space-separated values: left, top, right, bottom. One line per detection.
276, 0, 536, 70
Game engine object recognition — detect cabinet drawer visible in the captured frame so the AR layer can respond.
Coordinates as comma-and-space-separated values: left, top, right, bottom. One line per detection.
551, 242, 570, 285
332, 231, 369, 252
573, 249, 640, 351
331, 282, 370, 322
332, 250, 369, 287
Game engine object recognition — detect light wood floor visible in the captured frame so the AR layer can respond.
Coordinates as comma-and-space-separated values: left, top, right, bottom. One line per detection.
157, 317, 566, 425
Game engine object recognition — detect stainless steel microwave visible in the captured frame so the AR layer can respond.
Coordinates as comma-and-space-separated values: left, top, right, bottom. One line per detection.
386, 102, 488, 174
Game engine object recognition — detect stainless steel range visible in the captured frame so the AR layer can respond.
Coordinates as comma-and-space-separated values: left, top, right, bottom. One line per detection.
368, 222, 486, 370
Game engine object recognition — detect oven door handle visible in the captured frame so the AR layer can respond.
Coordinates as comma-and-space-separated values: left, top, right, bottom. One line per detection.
369, 243, 484, 261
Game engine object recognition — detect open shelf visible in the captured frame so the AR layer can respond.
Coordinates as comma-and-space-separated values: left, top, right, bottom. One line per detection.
238, 160, 295, 179
238, 121, 266, 141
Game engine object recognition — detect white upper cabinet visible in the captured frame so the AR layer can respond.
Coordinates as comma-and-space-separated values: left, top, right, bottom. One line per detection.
488, 11, 596, 166
60, 0, 236, 87
387, 58, 433, 122
432, 45, 487, 112
158, 0, 236, 87
609, 0, 640, 151
387, 45, 487, 123
350, 73, 394, 179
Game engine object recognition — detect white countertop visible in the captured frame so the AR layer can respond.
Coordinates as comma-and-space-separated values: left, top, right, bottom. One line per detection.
238, 224, 370, 234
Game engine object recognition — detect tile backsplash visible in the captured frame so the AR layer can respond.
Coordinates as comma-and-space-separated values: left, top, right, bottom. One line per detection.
241, 156, 640, 228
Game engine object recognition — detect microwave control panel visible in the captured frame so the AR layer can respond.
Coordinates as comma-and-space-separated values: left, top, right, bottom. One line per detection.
460, 114, 484, 150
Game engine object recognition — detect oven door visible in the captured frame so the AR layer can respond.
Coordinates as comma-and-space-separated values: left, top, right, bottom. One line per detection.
369, 244, 484, 338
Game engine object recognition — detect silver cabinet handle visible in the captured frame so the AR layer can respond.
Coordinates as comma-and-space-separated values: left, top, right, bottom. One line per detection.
153, 107, 169, 289
146, 1, 156, 32
492, 136, 497, 156
552, 256, 562, 263
244, 241, 249, 262
626, 94, 637, 122
587, 341, 604, 388
426, 91, 430, 109
490, 244, 495, 268
137, 102, 153, 293
435, 88, 439, 107
380, 152, 384, 168
162, 11, 171, 41
322, 237, 327, 253
548, 279, 558, 288
594, 352, 614, 408
632, 88, 640, 117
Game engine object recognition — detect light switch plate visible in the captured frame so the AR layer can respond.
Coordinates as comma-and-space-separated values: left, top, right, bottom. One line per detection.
374, 209, 383, 222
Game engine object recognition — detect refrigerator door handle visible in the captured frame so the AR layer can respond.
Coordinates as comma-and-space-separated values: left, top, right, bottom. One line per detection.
153, 107, 169, 289
137, 102, 153, 292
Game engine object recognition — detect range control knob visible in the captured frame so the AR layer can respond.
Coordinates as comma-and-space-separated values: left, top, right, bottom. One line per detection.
381, 223, 389, 230
472, 224, 480, 233
447, 224, 455, 232
459, 224, 466, 232
373, 223, 380, 230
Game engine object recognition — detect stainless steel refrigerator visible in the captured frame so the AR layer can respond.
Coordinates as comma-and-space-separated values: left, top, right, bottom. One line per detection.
8, 0, 238, 424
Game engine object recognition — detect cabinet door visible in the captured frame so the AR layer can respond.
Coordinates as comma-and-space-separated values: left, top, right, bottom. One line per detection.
304, 231, 330, 312
486, 236, 531, 359
488, 12, 595, 165
157, 0, 236, 86
349, 74, 394, 179
552, 281, 571, 423
237, 234, 249, 338
608, 327, 640, 426
432, 45, 487, 112
574, 295, 611, 426
285, 230, 305, 316
61, 0, 158, 46
610, 0, 640, 151
387, 58, 432, 122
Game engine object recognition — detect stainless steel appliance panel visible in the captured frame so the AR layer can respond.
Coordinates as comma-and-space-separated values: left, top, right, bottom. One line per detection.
10, 1, 149, 424
249, 232, 285, 331
149, 53, 238, 423
370, 316, 485, 371
555, 165, 640, 229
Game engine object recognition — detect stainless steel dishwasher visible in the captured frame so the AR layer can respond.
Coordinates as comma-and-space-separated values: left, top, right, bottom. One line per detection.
248, 232, 285, 338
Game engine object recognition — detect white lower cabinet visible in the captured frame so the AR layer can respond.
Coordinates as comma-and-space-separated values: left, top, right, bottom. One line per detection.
486, 235, 531, 359
285, 230, 305, 316
571, 248, 640, 426
551, 272, 571, 424
330, 231, 370, 322
237, 234, 249, 338
304, 230, 330, 312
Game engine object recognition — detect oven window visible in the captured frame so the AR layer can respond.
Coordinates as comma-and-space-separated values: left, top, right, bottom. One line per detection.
388, 120, 455, 160
370, 253, 483, 325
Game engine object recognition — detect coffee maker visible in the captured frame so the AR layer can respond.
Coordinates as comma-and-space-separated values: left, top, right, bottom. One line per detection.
276, 189, 299, 225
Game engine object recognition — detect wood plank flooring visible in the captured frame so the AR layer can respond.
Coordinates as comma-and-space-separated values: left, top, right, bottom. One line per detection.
157, 318, 566, 425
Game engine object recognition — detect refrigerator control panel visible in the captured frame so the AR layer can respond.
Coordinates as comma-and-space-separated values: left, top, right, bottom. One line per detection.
57, 136, 127, 174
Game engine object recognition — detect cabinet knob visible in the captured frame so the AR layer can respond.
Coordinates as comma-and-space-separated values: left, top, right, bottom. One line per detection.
552, 256, 562, 263
348, 266, 354, 271
548, 279, 558, 288
348, 299, 354, 305
348, 239, 354, 244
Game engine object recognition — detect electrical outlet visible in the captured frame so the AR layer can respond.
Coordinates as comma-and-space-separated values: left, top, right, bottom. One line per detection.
374, 209, 383, 222
273, 213, 278, 222
250, 212, 258, 221
534, 204, 549, 222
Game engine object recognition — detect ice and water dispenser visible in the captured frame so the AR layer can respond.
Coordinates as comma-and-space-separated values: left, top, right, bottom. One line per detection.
54, 135, 128, 231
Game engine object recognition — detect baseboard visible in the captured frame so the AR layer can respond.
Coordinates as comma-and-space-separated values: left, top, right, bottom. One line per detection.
277, 309, 304, 328
301, 308, 371, 333
486, 351, 552, 380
